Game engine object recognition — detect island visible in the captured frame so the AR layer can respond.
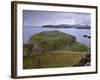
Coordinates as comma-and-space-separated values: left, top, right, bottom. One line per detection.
42, 24, 91, 29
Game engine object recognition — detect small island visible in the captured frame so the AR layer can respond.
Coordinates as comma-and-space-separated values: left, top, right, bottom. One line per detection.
23, 30, 90, 69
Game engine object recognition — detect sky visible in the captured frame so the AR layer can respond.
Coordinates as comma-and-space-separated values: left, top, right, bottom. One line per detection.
23, 10, 91, 26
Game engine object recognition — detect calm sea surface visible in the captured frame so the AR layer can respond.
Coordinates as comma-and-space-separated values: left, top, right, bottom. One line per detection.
23, 26, 91, 48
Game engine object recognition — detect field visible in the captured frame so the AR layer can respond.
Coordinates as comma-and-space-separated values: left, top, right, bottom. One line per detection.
23, 50, 87, 69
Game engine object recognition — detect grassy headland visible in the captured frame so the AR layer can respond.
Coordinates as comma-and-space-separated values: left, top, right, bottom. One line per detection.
23, 30, 90, 69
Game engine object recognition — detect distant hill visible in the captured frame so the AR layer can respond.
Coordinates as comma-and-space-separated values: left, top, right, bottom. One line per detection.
42, 24, 91, 29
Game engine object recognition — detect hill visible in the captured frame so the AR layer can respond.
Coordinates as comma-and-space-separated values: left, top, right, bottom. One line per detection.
28, 30, 76, 54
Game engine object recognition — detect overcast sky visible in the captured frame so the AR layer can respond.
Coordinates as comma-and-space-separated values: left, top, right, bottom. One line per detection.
23, 10, 91, 26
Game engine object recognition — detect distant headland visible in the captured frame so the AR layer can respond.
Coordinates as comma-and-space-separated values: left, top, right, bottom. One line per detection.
42, 24, 91, 29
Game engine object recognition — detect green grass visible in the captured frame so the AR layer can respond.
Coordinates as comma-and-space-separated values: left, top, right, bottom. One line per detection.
23, 30, 89, 69
23, 50, 87, 69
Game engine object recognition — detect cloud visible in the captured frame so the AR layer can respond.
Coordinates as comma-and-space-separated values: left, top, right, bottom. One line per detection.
23, 10, 91, 26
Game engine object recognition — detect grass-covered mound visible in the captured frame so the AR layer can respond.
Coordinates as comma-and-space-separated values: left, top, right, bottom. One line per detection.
28, 30, 76, 54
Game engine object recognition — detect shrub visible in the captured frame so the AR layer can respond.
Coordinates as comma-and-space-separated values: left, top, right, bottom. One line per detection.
73, 43, 88, 51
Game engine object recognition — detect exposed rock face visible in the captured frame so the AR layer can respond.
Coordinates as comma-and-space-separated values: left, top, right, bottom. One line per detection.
27, 30, 76, 54
73, 53, 91, 66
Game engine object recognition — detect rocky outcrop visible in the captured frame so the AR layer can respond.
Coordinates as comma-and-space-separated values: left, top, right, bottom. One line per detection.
73, 53, 91, 66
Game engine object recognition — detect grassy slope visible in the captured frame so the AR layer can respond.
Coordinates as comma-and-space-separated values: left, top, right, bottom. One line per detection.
23, 30, 89, 69
23, 50, 87, 69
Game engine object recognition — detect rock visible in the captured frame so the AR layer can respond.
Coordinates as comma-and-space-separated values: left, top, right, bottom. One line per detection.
73, 53, 91, 66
